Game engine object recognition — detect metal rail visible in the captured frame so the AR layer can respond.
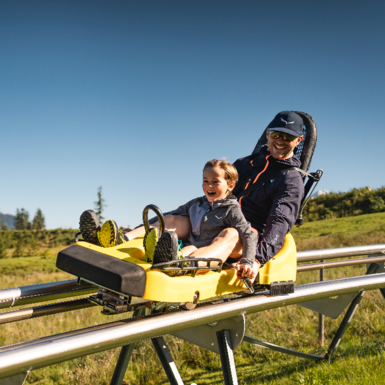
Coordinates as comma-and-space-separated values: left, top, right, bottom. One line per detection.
297, 255, 385, 272
1, 252, 382, 326
0, 280, 96, 309
0, 273, 385, 379
0, 299, 96, 325
296, 244, 385, 262
0, 244, 383, 318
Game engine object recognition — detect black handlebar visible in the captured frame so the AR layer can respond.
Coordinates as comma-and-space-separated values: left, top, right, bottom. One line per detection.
142, 204, 165, 234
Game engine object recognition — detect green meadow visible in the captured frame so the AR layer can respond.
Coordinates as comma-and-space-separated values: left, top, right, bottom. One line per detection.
0, 212, 385, 384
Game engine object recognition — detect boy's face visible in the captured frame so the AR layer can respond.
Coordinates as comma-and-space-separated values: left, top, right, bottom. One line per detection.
202, 166, 235, 203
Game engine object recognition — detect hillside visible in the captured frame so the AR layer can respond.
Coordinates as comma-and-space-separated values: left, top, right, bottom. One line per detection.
304, 186, 385, 222
0, 213, 15, 230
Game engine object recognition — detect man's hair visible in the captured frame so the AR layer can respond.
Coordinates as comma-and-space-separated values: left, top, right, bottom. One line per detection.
203, 159, 239, 184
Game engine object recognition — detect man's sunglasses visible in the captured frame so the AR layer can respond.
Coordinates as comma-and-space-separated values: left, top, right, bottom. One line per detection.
269, 130, 298, 142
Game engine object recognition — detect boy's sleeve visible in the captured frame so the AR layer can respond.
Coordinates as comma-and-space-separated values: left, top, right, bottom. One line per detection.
227, 205, 258, 268
147, 198, 198, 225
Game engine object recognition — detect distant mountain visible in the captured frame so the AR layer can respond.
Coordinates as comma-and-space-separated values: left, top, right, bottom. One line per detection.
312, 189, 330, 199
0, 213, 15, 230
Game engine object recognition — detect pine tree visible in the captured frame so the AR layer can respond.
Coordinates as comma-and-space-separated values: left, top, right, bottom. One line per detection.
32, 209, 46, 230
0, 226, 11, 259
12, 231, 25, 258
14, 208, 30, 230
94, 186, 106, 223
0, 220, 9, 231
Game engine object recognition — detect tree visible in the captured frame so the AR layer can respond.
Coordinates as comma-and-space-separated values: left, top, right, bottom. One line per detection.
94, 186, 106, 223
32, 208, 46, 230
0, 220, 9, 231
0, 226, 11, 259
14, 208, 30, 230
12, 231, 25, 258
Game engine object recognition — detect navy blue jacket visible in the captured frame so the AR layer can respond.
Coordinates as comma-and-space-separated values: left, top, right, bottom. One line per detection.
233, 145, 304, 266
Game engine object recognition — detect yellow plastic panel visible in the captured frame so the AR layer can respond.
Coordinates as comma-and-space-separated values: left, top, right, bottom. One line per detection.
258, 233, 297, 285
77, 238, 249, 301
75, 232, 297, 302
142, 268, 247, 302
76, 235, 146, 261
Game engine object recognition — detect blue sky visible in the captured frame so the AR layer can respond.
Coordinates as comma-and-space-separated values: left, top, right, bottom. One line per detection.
0, 1, 384, 229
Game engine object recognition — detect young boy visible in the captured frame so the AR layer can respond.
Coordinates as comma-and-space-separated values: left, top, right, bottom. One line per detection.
80, 159, 259, 281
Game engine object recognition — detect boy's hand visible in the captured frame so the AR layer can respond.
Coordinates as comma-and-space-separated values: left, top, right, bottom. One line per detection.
236, 263, 258, 282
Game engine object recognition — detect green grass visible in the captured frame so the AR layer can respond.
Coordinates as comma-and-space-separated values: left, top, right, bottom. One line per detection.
0, 214, 385, 384
292, 211, 385, 251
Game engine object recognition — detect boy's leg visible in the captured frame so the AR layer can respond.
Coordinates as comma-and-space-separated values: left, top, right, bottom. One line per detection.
123, 215, 191, 242
189, 228, 241, 262
190, 228, 260, 281
181, 245, 198, 256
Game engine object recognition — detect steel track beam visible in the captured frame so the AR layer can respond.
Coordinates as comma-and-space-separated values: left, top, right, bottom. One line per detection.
0, 299, 96, 325
297, 244, 385, 263
297, 255, 385, 272
0, 280, 96, 309
0, 244, 383, 312
0, 273, 385, 379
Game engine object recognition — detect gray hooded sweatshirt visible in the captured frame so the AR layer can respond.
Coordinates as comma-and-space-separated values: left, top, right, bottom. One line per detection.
150, 195, 257, 268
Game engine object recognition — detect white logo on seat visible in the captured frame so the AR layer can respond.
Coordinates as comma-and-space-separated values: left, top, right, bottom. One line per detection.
281, 117, 294, 125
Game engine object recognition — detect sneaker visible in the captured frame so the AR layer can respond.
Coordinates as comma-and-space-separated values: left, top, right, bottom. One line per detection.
143, 227, 161, 263
79, 210, 101, 245
153, 231, 180, 264
97, 220, 125, 248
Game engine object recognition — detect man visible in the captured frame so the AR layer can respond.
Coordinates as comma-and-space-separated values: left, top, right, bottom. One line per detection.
181, 110, 304, 280
232, 110, 304, 269
79, 111, 304, 282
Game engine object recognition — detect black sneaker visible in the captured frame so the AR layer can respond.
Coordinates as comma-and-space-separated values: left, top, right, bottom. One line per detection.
79, 210, 101, 245
153, 231, 179, 264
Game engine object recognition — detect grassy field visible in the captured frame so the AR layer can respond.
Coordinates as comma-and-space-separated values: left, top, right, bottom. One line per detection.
0, 213, 385, 384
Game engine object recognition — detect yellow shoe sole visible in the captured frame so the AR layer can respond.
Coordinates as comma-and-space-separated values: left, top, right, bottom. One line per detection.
98, 220, 119, 248
143, 228, 160, 263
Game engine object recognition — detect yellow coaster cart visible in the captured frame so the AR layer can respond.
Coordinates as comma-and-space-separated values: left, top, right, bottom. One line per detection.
56, 111, 322, 315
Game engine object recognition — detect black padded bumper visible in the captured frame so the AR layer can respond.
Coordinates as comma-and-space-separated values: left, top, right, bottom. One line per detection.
56, 245, 146, 297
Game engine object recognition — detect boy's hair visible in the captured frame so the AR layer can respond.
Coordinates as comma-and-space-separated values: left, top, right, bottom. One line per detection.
203, 159, 239, 184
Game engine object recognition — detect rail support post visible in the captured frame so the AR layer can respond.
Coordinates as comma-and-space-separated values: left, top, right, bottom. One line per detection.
0, 372, 29, 385
324, 263, 379, 360
318, 261, 325, 346
110, 344, 135, 385
151, 336, 184, 385
216, 329, 238, 385
370, 256, 385, 299
110, 308, 143, 385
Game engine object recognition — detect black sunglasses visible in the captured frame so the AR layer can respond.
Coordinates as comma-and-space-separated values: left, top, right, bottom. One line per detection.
269, 130, 298, 142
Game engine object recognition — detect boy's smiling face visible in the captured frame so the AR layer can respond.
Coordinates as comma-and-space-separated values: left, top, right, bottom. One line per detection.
203, 166, 235, 203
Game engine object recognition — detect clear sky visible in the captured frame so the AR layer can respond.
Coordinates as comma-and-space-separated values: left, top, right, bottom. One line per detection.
1, 1, 384, 229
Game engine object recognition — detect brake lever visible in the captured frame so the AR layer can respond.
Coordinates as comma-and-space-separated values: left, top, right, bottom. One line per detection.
223, 262, 255, 294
